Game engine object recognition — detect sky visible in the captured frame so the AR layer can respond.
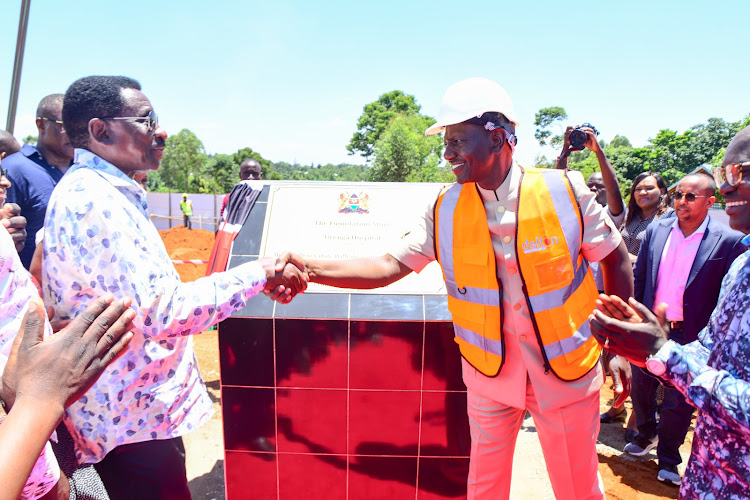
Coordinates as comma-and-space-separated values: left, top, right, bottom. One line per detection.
1, 0, 748, 169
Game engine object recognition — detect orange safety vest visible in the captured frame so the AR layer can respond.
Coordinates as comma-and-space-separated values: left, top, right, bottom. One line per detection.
434, 167, 601, 380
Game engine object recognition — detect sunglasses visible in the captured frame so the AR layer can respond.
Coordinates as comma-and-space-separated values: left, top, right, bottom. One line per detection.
673, 191, 709, 202
99, 110, 159, 132
713, 161, 750, 188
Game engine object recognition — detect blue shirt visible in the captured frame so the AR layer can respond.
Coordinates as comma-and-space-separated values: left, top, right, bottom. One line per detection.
4, 144, 65, 268
43, 149, 268, 464
651, 233, 750, 498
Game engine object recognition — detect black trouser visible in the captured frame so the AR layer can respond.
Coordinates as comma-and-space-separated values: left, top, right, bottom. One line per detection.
183, 214, 192, 229
630, 327, 695, 466
94, 437, 192, 500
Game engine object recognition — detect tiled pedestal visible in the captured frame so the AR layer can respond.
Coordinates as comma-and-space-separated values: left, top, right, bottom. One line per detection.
218, 184, 468, 498
219, 297, 469, 499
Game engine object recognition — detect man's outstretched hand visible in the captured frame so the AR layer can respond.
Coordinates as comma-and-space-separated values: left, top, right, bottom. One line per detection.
590, 295, 669, 368
259, 253, 308, 304
0, 294, 135, 412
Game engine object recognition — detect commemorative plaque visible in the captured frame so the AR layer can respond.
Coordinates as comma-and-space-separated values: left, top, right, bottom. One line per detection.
219, 182, 469, 499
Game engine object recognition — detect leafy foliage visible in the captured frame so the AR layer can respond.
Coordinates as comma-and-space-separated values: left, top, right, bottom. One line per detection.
347, 90, 423, 160
368, 114, 448, 183
160, 129, 206, 192
534, 107, 568, 147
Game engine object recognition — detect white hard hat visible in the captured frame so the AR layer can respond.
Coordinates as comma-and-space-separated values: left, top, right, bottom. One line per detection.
425, 78, 518, 136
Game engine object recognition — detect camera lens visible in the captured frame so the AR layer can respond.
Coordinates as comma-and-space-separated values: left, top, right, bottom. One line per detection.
569, 129, 587, 149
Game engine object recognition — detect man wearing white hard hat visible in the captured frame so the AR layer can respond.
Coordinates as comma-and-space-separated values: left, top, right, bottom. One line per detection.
287, 78, 633, 499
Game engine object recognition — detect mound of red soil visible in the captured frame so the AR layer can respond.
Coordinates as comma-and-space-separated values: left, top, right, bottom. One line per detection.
159, 226, 215, 282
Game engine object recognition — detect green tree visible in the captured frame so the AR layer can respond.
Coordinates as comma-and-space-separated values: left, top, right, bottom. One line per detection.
160, 129, 206, 192
368, 114, 446, 183
609, 135, 631, 148
534, 107, 567, 148
22, 135, 37, 145
347, 90, 423, 160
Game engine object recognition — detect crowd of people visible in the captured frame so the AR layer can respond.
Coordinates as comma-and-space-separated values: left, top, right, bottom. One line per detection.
0, 74, 748, 500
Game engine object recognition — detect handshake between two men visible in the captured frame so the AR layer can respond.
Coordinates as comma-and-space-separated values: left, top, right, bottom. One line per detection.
257, 252, 414, 303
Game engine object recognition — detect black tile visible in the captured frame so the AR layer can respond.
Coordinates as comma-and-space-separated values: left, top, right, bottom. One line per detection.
231, 203, 268, 257
350, 294, 424, 321
219, 318, 274, 386
274, 293, 349, 320
222, 386, 276, 452
232, 292, 275, 318
257, 185, 269, 202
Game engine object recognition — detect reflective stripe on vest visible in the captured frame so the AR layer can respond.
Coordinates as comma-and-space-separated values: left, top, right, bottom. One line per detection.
543, 319, 594, 361
436, 183, 504, 375
516, 167, 600, 380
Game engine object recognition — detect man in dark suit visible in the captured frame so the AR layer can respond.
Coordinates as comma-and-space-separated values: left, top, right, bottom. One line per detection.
623, 173, 746, 485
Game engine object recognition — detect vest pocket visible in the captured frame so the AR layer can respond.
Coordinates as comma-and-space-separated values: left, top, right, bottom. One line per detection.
533, 254, 573, 292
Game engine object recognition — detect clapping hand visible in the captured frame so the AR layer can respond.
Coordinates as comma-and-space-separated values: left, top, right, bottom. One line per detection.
590, 294, 669, 368
1, 294, 135, 412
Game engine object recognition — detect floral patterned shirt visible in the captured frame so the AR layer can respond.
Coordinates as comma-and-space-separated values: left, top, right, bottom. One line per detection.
0, 227, 60, 499
652, 234, 750, 499
43, 149, 268, 464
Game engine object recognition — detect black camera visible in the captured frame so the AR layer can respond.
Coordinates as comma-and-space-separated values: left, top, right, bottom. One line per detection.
569, 123, 599, 151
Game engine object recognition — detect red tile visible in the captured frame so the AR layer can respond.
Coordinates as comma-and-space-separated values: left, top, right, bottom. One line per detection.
225, 451, 277, 500
349, 391, 420, 456
350, 321, 423, 390
419, 392, 470, 458
223, 387, 276, 452
348, 456, 418, 499
276, 319, 348, 389
423, 322, 465, 391
276, 388, 347, 454
417, 457, 469, 499
278, 454, 346, 500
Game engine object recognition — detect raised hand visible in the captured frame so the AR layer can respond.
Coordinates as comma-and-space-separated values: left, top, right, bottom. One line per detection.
1, 294, 135, 412
0, 203, 27, 253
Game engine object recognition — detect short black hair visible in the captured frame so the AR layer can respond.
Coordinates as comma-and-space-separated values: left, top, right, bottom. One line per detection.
62, 76, 141, 149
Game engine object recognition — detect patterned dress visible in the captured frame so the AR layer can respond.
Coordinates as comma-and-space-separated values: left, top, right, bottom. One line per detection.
0, 227, 60, 499
43, 149, 268, 464
651, 234, 750, 498
620, 208, 674, 256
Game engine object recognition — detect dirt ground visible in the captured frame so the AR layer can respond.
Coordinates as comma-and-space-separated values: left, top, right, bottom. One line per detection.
161, 226, 690, 499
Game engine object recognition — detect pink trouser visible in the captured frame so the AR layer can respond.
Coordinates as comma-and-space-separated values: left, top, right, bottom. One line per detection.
466, 382, 604, 500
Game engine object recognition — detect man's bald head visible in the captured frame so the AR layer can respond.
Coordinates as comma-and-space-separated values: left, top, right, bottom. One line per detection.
240, 159, 262, 181
0, 130, 20, 158
724, 125, 750, 165
36, 94, 64, 119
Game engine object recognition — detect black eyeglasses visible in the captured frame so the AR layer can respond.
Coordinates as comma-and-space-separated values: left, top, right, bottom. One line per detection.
673, 191, 709, 202
99, 110, 159, 132
713, 161, 750, 188
38, 117, 64, 126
